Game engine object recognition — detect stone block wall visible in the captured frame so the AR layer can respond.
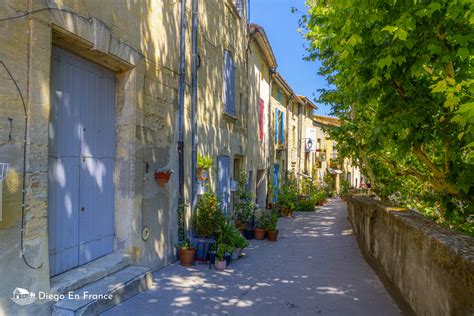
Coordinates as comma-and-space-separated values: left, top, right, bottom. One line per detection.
347, 195, 474, 316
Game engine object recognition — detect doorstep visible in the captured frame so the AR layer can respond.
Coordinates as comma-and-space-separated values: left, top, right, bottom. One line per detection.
50, 253, 132, 294
52, 266, 152, 316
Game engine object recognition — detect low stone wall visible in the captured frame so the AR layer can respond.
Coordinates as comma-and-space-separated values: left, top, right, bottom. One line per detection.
347, 195, 474, 316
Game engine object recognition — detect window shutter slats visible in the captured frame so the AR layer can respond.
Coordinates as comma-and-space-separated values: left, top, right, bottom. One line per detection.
281, 111, 285, 144
223, 50, 235, 116
275, 108, 279, 143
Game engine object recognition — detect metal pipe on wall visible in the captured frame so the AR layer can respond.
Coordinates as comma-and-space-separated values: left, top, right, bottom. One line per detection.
177, 0, 186, 209
191, 0, 198, 210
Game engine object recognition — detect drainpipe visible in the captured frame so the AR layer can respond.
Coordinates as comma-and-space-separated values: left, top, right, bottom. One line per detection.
267, 67, 275, 207
178, 0, 186, 216
191, 0, 198, 210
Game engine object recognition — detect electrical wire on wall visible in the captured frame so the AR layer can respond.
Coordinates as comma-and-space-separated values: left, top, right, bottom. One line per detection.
0, 60, 43, 270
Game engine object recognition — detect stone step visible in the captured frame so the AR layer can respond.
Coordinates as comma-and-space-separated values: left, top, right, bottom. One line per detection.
51, 253, 132, 294
52, 266, 153, 316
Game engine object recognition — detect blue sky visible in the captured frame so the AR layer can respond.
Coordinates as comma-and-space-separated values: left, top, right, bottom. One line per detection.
250, 0, 331, 116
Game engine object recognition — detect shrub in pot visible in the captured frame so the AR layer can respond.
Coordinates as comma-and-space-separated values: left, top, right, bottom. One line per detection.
267, 213, 279, 242
234, 172, 257, 240
177, 239, 196, 266
191, 191, 224, 261
254, 213, 269, 240
277, 175, 298, 217
231, 228, 249, 259
215, 243, 229, 270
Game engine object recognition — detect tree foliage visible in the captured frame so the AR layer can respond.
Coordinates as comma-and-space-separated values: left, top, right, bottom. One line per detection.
301, 0, 474, 234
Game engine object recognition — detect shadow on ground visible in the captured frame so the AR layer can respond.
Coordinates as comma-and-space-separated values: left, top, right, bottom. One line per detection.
102, 199, 401, 315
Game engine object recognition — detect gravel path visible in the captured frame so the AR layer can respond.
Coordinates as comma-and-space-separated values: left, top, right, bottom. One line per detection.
103, 198, 401, 315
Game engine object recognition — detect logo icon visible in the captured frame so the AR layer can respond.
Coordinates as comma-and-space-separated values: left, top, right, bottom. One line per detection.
11, 287, 36, 305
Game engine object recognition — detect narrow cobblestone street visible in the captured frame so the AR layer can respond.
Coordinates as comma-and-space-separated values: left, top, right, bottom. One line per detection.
103, 199, 400, 315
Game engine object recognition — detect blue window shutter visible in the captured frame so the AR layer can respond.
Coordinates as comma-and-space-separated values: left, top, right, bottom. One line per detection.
230, 57, 236, 115
281, 111, 285, 144
275, 108, 279, 143
223, 50, 228, 112
223, 50, 235, 115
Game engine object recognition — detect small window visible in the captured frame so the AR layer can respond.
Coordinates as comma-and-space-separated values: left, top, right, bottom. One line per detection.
277, 89, 282, 102
223, 50, 236, 115
233, 0, 244, 17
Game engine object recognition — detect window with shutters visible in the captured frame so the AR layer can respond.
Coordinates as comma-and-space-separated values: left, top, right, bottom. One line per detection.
279, 111, 285, 144
223, 50, 236, 116
275, 108, 285, 145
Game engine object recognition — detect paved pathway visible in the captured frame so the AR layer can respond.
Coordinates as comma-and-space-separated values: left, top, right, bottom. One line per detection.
103, 199, 401, 315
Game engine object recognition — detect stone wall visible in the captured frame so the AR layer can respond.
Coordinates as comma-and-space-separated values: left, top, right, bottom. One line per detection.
0, 1, 183, 314
347, 195, 474, 316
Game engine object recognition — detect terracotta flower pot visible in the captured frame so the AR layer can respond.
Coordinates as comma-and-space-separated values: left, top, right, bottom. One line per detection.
254, 228, 266, 240
267, 230, 279, 242
179, 247, 196, 266
155, 172, 171, 184
215, 260, 226, 270
196, 168, 208, 181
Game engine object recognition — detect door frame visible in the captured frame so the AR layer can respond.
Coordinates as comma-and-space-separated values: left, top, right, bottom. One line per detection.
46, 25, 144, 279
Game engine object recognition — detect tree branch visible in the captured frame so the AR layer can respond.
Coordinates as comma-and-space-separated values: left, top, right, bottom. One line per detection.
391, 78, 406, 98
413, 144, 459, 195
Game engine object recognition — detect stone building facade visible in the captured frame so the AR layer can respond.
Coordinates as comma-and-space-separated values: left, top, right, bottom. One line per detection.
0, 1, 353, 314
0, 0, 251, 314
247, 24, 276, 210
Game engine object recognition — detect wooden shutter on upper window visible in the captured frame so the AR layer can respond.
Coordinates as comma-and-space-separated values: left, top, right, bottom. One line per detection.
223, 50, 236, 115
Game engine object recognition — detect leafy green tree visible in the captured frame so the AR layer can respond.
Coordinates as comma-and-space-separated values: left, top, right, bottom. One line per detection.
301, 0, 473, 234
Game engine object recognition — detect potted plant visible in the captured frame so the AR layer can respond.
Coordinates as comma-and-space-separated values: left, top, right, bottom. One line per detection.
215, 244, 227, 270
254, 213, 270, 240
234, 233, 249, 258
267, 213, 279, 242
277, 175, 298, 217
191, 191, 225, 261
223, 244, 233, 266
155, 167, 173, 184
234, 172, 257, 240
197, 155, 213, 180
177, 239, 196, 266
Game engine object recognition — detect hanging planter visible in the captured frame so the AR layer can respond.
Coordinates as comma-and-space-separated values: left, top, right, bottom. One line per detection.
154, 167, 173, 185
196, 168, 209, 181
197, 155, 213, 180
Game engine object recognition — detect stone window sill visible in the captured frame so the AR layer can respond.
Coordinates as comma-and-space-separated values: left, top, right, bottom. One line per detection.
223, 112, 238, 122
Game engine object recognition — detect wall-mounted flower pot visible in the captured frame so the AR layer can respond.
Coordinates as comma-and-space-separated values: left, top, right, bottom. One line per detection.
197, 168, 209, 181
155, 171, 171, 184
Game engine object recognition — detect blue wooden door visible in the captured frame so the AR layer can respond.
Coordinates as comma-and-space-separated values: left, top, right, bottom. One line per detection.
217, 156, 231, 214
48, 47, 115, 276
273, 164, 280, 202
